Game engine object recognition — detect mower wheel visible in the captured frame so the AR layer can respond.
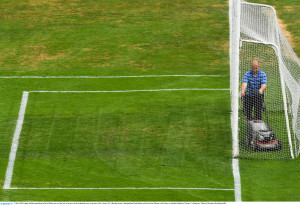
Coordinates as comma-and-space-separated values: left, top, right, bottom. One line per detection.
250, 139, 258, 151
276, 140, 282, 151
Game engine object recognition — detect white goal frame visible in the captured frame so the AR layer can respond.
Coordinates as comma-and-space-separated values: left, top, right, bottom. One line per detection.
229, 0, 241, 158
230, 0, 297, 159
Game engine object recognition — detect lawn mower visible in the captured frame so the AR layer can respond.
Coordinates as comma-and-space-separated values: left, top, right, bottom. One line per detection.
242, 91, 282, 151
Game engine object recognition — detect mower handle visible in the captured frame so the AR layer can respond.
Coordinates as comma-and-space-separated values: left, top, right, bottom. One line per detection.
243, 90, 263, 95
241, 91, 264, 101
241, 91, 270, 129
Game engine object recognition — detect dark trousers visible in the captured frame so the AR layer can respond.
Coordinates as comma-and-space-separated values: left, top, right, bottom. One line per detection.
243, 95, 263, 120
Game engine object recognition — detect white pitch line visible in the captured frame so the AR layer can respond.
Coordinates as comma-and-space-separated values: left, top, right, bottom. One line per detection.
232, 158, 242, 202
29, 88, 230, 93
7, 187, 234, 190
3, 91, 29, 189
0, 75, 229, 79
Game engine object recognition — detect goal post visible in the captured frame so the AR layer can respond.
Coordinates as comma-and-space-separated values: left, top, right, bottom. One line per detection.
230, 0, 300, 159
229, 0, 241, 158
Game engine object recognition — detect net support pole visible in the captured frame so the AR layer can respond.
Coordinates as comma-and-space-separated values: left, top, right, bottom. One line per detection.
277, 57, 295, 159
279, 65, 294, 159
270, 5, 295, 159
230, 0, 241, 157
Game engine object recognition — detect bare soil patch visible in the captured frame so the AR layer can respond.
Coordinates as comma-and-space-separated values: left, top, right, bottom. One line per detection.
277, 18, 296, 48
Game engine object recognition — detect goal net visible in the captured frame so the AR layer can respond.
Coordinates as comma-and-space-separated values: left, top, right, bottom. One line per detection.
230, 0, 300, 159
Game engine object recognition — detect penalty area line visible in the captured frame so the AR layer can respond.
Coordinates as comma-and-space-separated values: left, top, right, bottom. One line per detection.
7, 187, 235, 191
29, 88, 230, 93
0, 75, 229, 79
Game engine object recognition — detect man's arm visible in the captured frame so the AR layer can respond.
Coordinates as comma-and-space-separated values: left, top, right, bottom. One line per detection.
259, 72, 267, 95
241, 82, 247, 96
259, 84, 266, 95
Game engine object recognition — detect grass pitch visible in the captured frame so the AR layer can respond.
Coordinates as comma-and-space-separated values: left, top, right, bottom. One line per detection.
14, 90, 232, 188
0, 0, 299, 202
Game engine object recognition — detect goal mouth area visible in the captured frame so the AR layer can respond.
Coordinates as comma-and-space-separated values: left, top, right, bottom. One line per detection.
230, 0, 300, 159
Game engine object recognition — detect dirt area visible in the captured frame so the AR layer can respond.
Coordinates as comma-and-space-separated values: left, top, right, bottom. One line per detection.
19, 44, 68, 69
277, 18, 296, 48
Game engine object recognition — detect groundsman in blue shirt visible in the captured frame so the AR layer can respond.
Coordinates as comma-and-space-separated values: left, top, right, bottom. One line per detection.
241, 60, 267, 120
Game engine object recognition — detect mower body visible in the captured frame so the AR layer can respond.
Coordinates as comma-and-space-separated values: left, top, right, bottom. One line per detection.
246, 120, 282, 151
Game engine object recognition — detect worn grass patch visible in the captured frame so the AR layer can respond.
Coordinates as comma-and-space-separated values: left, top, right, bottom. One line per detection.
0, 0, 229, 76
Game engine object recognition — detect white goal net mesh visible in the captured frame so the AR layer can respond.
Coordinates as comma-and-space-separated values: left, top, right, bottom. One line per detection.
237, 1, 300, 159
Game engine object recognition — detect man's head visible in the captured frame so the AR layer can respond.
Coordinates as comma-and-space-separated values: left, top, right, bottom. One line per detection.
251, 60, 260, 75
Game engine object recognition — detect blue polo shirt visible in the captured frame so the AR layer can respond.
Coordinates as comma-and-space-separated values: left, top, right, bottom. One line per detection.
243, 70, 267, 96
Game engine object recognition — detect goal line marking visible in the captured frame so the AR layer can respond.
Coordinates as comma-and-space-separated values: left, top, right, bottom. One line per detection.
232, 158, 242, 202
0, 75, 229, 79
3, 88, 231, 190
7, 187, 234, 191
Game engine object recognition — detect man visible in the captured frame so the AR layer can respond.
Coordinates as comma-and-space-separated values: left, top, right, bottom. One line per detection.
241, 60, 267, 120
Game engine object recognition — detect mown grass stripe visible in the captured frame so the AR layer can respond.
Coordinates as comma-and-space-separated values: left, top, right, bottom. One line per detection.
3, 88, 230, 190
